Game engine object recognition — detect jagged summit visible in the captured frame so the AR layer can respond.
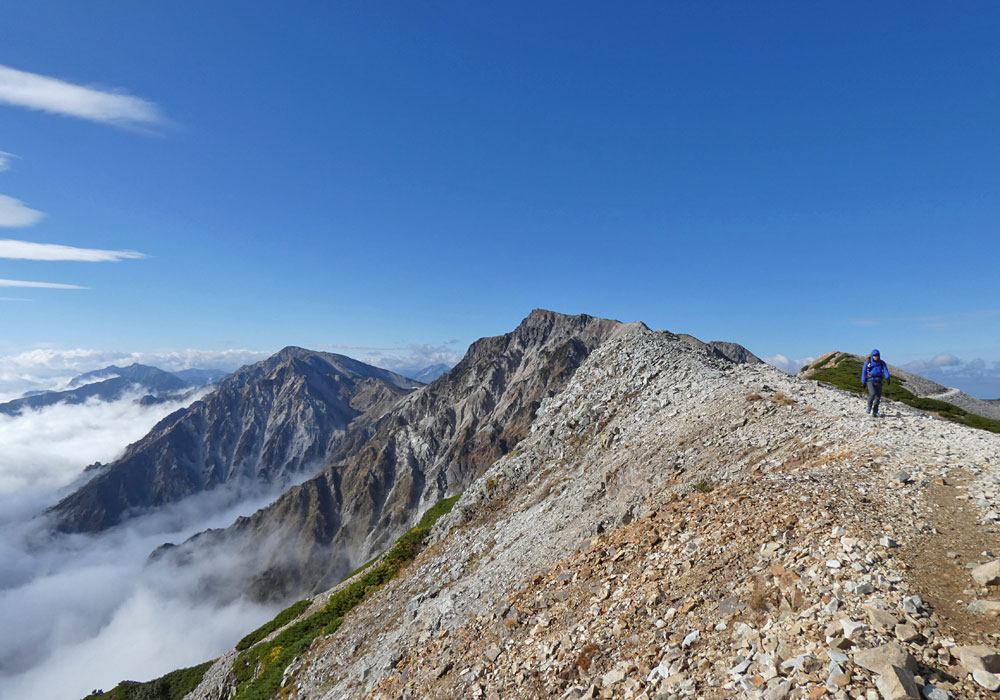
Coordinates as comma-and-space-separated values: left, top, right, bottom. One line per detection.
224, 346, 421, 391
48, 347, 422, 534
148, 311, 764, 604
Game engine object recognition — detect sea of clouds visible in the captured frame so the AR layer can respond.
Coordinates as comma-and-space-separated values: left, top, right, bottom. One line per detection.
0, 386, 291, 700
0, 347, 271, 402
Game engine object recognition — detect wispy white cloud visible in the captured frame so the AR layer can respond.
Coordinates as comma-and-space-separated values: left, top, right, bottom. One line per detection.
360, 343, 462, 374
314, 342, 462, 375
764, 353, 816, 375
0, 65, 164, 129
0, 297, 31, 302
0, 239, 146, 262
0, 194, 44, 227
0, 278, 85, 289
0, 151, 15, 172
903, 354, 1000, 399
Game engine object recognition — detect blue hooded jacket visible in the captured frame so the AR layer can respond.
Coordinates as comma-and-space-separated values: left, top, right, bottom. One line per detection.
861, 350, 890, 384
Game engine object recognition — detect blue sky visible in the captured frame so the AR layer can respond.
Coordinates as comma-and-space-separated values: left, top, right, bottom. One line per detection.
1, 3, 999, 395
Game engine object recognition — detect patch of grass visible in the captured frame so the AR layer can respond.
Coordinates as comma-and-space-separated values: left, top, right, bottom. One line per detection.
235, 599, 311, 651
693, 479, 714, 494
744, 393, 762, 402
770, 392, 795, 406
806, 353, 1000, 434
82, 661, 213, 700
230, 494, 461, 700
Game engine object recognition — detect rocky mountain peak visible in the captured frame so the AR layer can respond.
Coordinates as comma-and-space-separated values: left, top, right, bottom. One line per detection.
152, 311, 761, 603
47, 348, 421, 534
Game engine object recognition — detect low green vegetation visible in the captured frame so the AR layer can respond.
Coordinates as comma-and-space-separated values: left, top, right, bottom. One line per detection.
805, 354, 1000, 434
230, 493, 461, 700
235, 599, 311, 651
693, 479, 714, 494
82, 661, 213, 700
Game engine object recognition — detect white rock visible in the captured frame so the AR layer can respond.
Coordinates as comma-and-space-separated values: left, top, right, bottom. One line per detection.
972, 560, 1000, 587
973, 668, 1000, 691
876, 665, 921, 700
841, 619, 867, 639
681, 630, 700, 648
921, 684, 950, 700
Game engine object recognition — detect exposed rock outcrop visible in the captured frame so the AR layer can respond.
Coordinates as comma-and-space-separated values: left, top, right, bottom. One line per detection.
164, 310, 652, 600
49, 348, 420, 533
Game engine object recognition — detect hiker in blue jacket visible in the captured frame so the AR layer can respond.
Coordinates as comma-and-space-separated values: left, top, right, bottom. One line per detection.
861, 349, 891, 417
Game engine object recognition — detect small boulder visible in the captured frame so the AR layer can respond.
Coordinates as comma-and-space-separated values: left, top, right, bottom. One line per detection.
866, 608, 899, 633
967, 599, 1000, 616
876, 666, 921, 700
972, 560, 1000, 587
920, 684, 950, 700
854, 644, 918, 674
957, 645, 1000, 673
973, 668, 1000, 691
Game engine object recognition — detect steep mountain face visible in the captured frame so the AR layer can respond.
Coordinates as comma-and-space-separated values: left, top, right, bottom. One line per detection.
161, 310, 664, 600
48, 349, 420, 534
0, 364, 191, 416
178, 322, 1000, 700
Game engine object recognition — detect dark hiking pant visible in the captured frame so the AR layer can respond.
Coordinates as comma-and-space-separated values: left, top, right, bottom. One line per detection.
867, 381, 883, 414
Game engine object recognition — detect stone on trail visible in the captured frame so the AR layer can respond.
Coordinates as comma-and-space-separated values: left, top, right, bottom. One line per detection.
875, 665, 921, 700
957, 644, 1000, 673
973, 668, 1000, 691
920, 685, 950, 700
841, 619, 867, 639
762, 679, 792, 700
854, 644, 918, 674
967, 599, 1000, 616
971, 559, 1000, 587
601, 668, 625, 686
866, 608, 899, 633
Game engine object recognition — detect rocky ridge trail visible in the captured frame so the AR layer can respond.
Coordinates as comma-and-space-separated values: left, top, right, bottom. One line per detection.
188, 324, 1000, 700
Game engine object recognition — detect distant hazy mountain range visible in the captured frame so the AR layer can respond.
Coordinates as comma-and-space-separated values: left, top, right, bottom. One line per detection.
0, 363, 226, 416
390, 362, 452, 383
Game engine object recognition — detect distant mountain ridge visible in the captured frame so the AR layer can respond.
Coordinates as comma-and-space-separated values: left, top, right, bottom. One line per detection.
0, 363, 198, 416
48, 349, 421, 533
391, 362, 453, 383
800, 352, 1000, 423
